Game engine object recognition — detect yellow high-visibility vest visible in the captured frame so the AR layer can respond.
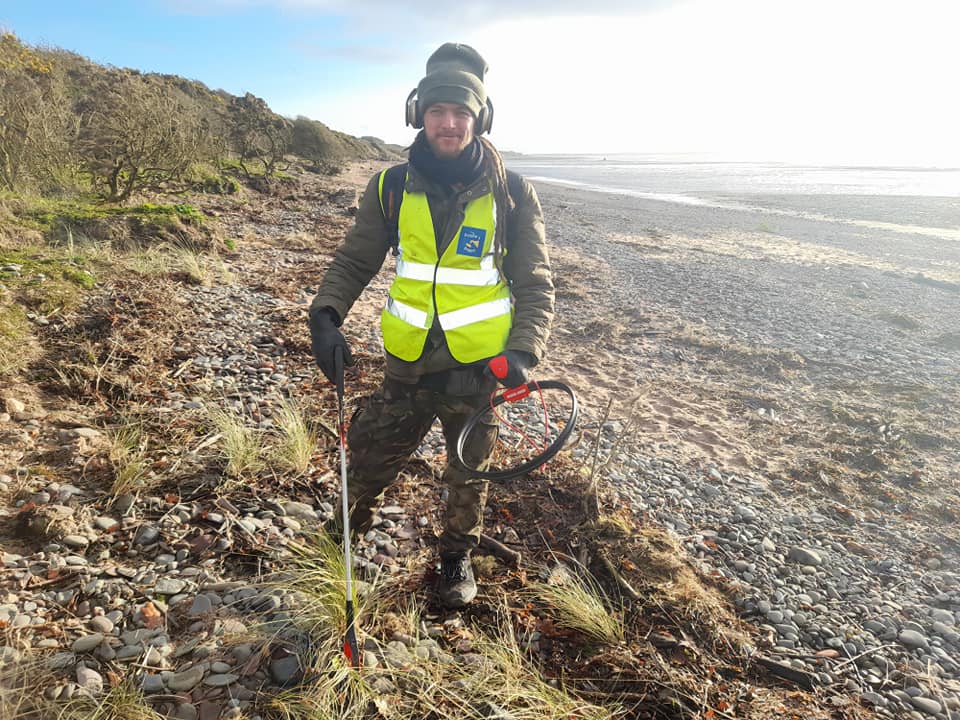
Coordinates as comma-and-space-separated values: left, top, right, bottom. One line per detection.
379, 174, 512, 363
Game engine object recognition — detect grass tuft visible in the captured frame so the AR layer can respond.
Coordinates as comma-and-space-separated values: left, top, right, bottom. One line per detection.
58, 677, 165, 720
0, 649, 57, 720
123, 245, 174, 277
269, 669, 377, 720
173, 246, 209, 285
207, 403, 265, 483
173, 246, 232, 286
122, 244, 232, 286
270, 530, 377, 651
526, 564, 625, 645
422, 609, 616, 720
0, 304, 34, 376
271, 398, 316, 475
108, 421, 153, 498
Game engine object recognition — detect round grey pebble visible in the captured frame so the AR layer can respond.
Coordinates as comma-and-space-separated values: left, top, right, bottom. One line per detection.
88, 616, 114, 634
900, 629, 929, 650
282, 502, 317, 521
75, 665, 104, 694
156, 578, 187, 595
140, 673, 166, 694
269, 654, 301, 684
188, 595, 213, 616
62, 535, 89, 549
71, 633, 105, 653
167, 665, 206, 692
787, 547, 823, 566
135, 526, 160, 545
910, 697, 942, 715
203, 673, 239, 687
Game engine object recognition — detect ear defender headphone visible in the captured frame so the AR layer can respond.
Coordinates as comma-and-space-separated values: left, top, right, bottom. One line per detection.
405, 88, 495, 135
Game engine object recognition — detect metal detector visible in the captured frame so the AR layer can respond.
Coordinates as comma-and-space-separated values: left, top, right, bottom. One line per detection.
454, 356, 579, 481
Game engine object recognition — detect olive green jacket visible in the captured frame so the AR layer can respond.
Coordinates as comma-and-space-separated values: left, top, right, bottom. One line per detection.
311, 161, 554, 383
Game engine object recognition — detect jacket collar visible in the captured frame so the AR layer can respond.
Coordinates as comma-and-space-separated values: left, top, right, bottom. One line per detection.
404, 160, 492, 202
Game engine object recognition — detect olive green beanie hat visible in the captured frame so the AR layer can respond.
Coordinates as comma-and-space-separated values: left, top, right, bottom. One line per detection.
417, 42, 488, 119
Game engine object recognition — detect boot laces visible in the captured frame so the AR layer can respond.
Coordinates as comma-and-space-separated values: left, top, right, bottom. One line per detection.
441, 555, 468, 583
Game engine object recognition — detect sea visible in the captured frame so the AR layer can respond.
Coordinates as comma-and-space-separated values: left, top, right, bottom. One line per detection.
505, 154, 960, 237
505, 154, 960, 200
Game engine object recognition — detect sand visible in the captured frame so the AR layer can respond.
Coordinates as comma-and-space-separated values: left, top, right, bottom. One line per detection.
527, 179, 960, 521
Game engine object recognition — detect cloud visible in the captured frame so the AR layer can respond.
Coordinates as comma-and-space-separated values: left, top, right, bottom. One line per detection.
162, 0, 676, 31
290, 41, 414, 65
164, 0, 960, 162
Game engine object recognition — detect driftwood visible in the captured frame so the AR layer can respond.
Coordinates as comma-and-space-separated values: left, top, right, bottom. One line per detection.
754, 656, 818, 690
597, 549, 642, 601
480, 533, 521, 568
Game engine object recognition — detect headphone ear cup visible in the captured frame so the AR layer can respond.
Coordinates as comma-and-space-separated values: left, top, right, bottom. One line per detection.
477, 98, 494, 135
405, 88, 422, 129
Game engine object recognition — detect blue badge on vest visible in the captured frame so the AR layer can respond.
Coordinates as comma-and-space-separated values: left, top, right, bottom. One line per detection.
456, 227, 486, 258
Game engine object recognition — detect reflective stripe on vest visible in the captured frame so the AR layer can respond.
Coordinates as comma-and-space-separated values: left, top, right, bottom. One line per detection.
396, 258, 503, 286
380, 177, 512, 363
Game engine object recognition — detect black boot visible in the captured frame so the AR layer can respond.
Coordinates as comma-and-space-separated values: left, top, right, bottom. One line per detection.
438, 553, 477, 608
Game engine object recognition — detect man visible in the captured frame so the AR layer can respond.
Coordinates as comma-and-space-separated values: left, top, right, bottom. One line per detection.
308, 42, 554, 607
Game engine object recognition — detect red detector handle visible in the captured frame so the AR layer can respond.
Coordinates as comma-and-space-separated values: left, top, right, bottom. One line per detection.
489, 355, 508, 380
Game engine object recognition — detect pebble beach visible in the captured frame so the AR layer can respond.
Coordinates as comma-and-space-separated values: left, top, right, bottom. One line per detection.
2, 163, 959, 719
536, 179, 960, 718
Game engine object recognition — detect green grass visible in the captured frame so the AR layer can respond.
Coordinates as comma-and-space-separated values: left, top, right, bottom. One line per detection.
0, 304, 33, 375
193, 170, 241, 195
4, 196, 206, 251
60, 266, 96, 289
130, 202, 205, 226
1, 254, 90, 316
8, 194, 124, 233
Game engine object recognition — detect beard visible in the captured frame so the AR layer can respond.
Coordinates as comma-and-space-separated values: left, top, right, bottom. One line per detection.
426, 128, 472, 159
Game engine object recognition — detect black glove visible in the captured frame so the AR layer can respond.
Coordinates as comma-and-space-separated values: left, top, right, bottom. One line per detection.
484, 350, 535, 388
308, 307, 353, 383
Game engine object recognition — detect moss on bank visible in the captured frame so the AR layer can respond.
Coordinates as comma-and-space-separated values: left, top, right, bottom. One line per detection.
2, 195, 220, 252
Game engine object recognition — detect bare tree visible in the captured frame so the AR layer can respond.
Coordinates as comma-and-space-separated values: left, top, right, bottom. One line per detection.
78, 73, 207, 202
227, 93, 292, 177
0, 32, 77, 192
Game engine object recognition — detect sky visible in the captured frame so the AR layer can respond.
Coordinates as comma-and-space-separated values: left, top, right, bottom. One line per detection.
2, 0, 959, 166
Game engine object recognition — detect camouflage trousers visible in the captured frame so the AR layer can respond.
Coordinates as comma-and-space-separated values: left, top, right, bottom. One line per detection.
345, 376, 498, 555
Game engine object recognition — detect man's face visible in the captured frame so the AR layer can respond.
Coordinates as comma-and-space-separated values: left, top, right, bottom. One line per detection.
423, 102, 475, 159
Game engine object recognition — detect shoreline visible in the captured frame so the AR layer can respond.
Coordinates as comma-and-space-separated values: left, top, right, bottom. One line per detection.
526, 175, 960, 237
526, 168, 960, 507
